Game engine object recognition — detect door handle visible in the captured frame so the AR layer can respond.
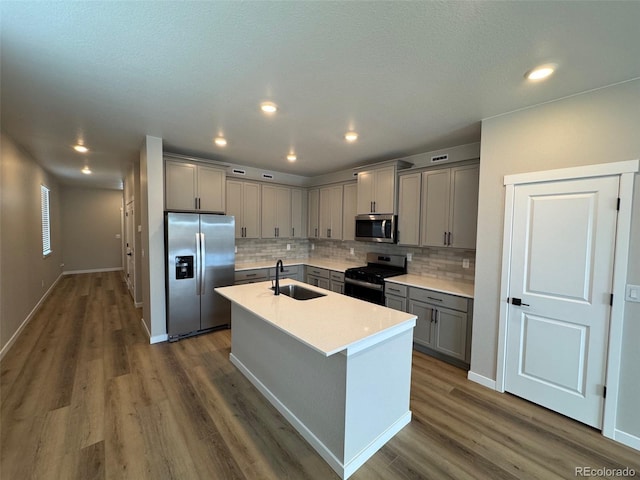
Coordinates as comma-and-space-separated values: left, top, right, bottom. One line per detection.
127, 252, 132, 256
510, 297, 530, 307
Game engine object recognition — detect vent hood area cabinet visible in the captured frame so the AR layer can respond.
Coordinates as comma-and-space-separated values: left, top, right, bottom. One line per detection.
165, 159, 226, 212
421, 164, 479, 249
226, 180, 261, 239
261, 185, 291, 239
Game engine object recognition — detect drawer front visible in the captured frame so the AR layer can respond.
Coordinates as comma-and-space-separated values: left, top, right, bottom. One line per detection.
330, 271, 344, 282
268, 265, 299, 278
307, 267, 330, 279
235, 269, 268, 283
384, 283, 407, 298
409, 287, 467, 312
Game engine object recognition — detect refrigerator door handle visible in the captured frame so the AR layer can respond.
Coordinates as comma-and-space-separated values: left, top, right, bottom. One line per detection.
200, 232, 206, 295
195, 232, 202, 295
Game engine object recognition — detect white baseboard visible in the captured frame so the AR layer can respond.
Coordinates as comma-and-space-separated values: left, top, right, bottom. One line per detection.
134, 301, 143, 308
141, 318, 167, 344
614, 429, 640, 451
467, 371, 497, 390
63, 267, 123, 275
0, 273, 63, 361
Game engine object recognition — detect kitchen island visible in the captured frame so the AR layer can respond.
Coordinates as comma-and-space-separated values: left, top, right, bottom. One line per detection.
215, 280, 416, 480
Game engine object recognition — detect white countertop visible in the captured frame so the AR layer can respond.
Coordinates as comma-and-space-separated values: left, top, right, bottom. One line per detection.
216, 279, 416, 357
235, 258, 361, 273
386, 274, 474, 299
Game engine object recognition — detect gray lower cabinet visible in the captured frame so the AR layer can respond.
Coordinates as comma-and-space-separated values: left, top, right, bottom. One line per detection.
268, 265, 301, 281
235, 268, 269, 285
386, 282, 471, 368
329, 271, 344, 294
306, 266, 330, 290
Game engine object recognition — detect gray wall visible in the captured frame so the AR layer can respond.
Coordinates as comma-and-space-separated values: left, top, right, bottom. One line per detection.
1, 133, 63, 354
61, 187, 123, 272
472, 80, 640, 437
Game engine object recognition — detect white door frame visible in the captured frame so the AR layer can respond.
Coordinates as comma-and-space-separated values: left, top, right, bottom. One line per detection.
496, 159, 638, 440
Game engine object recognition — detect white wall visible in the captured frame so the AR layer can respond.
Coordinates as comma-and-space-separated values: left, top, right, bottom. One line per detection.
473, 80, 640, 438
61, 187, 123, 273
140, 135, 165, 341
0, 133, 63, 356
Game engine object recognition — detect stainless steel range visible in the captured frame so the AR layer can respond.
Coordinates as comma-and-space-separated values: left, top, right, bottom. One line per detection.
344, 252, 407, 305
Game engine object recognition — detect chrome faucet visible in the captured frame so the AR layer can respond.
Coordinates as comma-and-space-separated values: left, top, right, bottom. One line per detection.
274, 259, 284, 295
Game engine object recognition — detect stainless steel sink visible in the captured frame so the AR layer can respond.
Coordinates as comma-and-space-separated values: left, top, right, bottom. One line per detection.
272, 284, 326, 300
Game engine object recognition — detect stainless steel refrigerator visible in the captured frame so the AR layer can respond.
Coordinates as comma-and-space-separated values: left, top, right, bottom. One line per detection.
165, 212, 235, 341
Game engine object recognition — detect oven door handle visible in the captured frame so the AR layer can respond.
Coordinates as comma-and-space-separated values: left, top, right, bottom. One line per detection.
344, 277, 384, 291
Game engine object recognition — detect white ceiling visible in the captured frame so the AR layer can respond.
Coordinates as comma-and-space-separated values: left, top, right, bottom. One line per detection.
2, 2, 639, 189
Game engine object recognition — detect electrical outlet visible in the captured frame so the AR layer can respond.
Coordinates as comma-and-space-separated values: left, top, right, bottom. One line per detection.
407, 253, 413, 262
626, 284, 640, 303
234, 246, 237, 253
115, 233, 121, 239
462, 259, 470, 269
41, 280, 45, 288
287, 244, 291, 251
350, 248, 354, 255
311, 244, 315, 250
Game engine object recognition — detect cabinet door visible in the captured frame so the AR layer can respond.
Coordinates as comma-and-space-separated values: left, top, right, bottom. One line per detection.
319, 187, 332, 239
342, 183, 357, 241
385, 295, 407, 312
373, 166, 395, 214
165, 161, 197, 210
421, 169, 450, 247
290, 188, 306, 238
433, 306, 468, 361
398, 173, 421, 246
275, 187, 291, 239
261, 185, 278, 238
329, 280, 344, 294
197, 165, 225, 213
308, 188, 320, 238
226, 180, 244, 238
329, 185, 343, 240
317, 277, 330, 290
409, 300, 435, 348
356, 170, 374, 214
243, 182, 261, 239
449, 165, 479, 249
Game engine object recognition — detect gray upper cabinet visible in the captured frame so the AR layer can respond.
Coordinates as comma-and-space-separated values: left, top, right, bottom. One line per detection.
226, 179, 261, 239
342, 183, 357, 241
421, 164, 479, 249
397, 173, 421, 246
356, 165, 396, 214
308, 188, 320, 239
261, 185, 291, 239
165, 160, 225, 213
319, 185, 343, 240
290, 188, 307, 239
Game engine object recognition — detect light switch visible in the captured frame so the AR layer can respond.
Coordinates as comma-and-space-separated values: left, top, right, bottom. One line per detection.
407, 253, 413, 262
462, 259, 470, 269
626, 284, 640, 303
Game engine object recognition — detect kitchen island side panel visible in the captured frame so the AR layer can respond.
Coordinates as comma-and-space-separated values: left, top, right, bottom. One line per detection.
343, 329, 413, 462
230, 303, 347, 461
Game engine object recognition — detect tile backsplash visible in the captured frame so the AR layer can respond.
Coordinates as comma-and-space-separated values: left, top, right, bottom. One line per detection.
236, 238, 475, 284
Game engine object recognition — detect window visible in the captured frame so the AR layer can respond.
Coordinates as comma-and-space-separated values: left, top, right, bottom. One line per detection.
41, 185, 51, 256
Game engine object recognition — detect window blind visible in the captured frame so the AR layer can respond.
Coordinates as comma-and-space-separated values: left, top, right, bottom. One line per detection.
41, 185, 51, 256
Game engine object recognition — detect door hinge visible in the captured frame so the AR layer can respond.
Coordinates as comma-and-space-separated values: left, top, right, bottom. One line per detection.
610, 293, 614, 306
616, 198, 620, 211
603, 385, 607, 398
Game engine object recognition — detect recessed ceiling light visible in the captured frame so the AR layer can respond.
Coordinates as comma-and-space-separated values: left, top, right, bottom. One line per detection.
345, 131, 359, 142
74, 144, 89, 153
81, 166, 92, 174
214, 136, 227, 147
260, 102, 278, 114
525, 64, 557, 81
287, 153, 297, 162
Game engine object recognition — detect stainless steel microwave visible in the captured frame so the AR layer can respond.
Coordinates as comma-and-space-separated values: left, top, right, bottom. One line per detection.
355, 214, 397, 243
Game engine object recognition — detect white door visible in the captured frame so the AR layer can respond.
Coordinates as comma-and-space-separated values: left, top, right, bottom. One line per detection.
505, 175, 619, 429
125, 202, 135, 298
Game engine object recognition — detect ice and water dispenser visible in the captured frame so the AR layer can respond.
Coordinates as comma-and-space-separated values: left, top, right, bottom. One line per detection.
175, 256, 194, 279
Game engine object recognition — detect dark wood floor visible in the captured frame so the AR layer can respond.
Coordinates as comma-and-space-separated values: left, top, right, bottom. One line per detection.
2, 272, 638, 479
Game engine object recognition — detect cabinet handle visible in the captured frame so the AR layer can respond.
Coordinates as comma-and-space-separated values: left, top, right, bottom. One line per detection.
430, 309, 436, 323
434, 310, 439, 324
315, 228, 318, 237
373, 201, 376, 213
447, 231, 451, 246
427, 296, 443, 302
292, 227, 295, 237
195, 198, 199, 210
246, 273, 257, 277
327, 228, 331, 238
443, 231, 447, 246
275, 227, 278, 237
